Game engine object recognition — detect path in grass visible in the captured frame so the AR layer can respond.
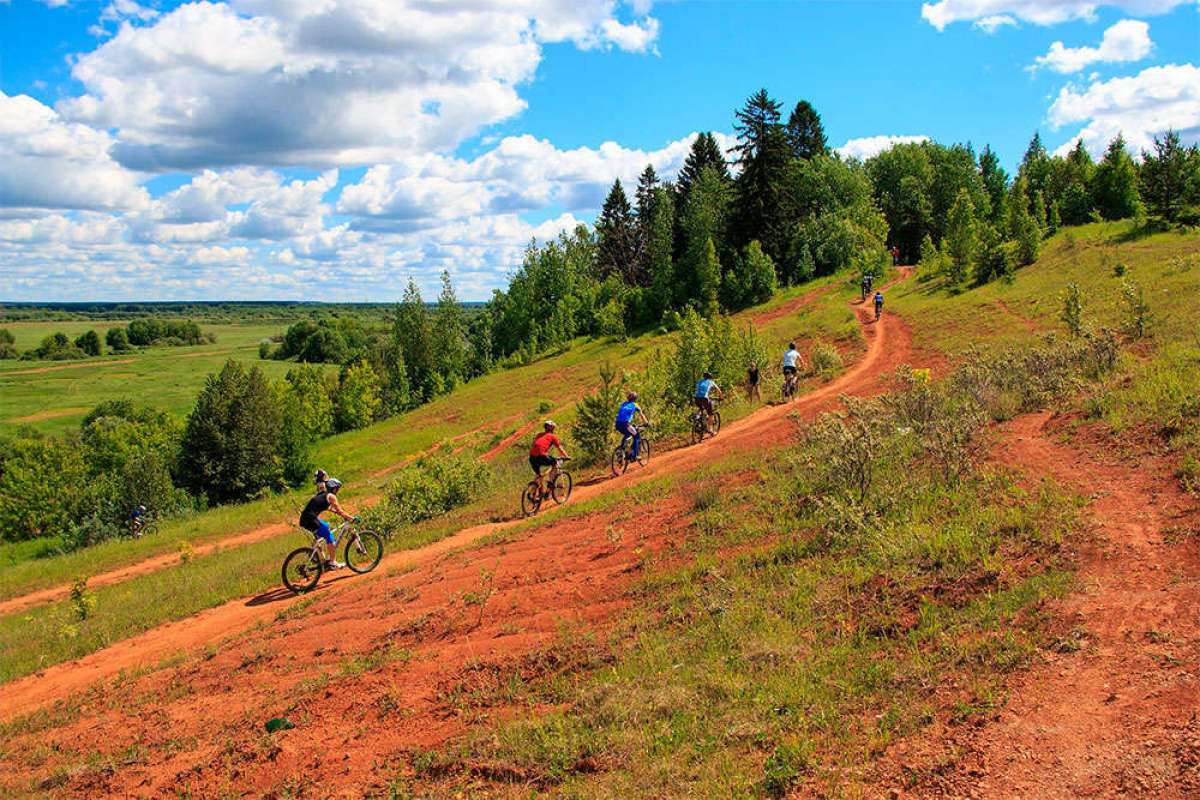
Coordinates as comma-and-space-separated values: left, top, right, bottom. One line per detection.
871, 411, 1200, 798
0, 276, 913, 725
0, 358, 137, 376
0, 288, 920, 796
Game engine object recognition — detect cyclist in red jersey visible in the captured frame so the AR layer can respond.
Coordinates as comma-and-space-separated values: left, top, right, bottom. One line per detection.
529, 420, 570, 496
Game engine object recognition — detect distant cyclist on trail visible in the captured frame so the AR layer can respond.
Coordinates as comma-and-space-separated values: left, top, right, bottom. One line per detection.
529, 421, 570, 497
782, 342, 802, 398
694, 372, 723, 434
861, 272, 874, 302
615, 391, 651, 461
874, 290, 884, 320
299, 477, 357, 571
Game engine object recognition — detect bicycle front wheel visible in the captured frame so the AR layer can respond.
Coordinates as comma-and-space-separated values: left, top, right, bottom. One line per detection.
344, 531, 384, 574
637, 439, 651, 467
710, 411, 722, 437
521, 481, 543, 517
551, 471, 573, 505
282, 547, 322, 593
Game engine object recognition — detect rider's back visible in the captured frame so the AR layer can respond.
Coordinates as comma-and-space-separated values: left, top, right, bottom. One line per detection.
300, 491, 331, 528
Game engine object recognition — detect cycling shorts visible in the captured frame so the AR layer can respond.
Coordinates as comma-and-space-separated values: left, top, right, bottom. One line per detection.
783, 365, 798, 377
694, 397, 714, 415
301, 518, 333, 544
529, 454, 557, 475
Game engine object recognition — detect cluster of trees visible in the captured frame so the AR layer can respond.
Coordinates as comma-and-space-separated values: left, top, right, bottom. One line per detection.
483, 91, 887, 362
0, 318, 216, 361
7, 329, 104, 361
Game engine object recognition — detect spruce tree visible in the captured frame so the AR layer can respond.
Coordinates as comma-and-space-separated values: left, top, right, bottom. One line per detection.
633, 164, 660, 284
1093, 135, 1141, 220
1019, 132, 1052, 199
944, 188, 977, 285
731, 89, 792, 265
1140, 129, 1197, 225
646, 187, 676, 322
785, 99, 828, 160
676, 133, 729, 201
595, 179, 637, 282
978, 145, 1009, 225
572, 362, 623, 465
696, 237, 721, 317
432, 270, 469, 389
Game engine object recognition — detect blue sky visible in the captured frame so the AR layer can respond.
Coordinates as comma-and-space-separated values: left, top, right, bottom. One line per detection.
0, 0, 1197, 301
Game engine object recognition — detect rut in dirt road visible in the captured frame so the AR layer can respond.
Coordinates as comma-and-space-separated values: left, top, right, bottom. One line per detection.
0, 278, 914, 726
883, 411, 1200, 799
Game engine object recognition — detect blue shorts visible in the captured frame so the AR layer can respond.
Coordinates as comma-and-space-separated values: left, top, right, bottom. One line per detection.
313, 519, 333, 544
616, 420, 635, 436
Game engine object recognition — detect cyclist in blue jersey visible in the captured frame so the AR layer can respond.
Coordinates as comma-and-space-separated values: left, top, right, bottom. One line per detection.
694, 372, 723, 433
614, 391, 650, 460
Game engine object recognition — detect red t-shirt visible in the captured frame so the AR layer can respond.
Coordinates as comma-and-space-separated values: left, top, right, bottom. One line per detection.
530, 432, 560, 457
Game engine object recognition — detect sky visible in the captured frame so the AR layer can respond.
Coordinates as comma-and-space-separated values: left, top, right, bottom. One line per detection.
0, 0, 1197, 303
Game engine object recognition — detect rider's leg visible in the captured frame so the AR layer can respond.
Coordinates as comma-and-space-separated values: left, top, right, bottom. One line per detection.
316, 520, 339, 566
631, 426, 641, 459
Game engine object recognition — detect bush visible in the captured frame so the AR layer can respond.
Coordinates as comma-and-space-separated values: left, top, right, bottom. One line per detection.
1119, 278, 1151, 339
0, 434, 91, 541
0, 330, 16, 359
1060, 282, 1084, 337
362, 454, 490, 536
808, 341, 843, 380
106, 327, 131, 352
572, 362, 623, 466
74, 330, 102, 357
26, 332, 86, 361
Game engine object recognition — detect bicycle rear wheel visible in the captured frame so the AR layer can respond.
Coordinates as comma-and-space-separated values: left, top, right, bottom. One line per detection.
637, 439, 651, 467
690, 415, 705, 446
611, 446, 628, 476
521, 481, 543, 517
551, 471, 573, 504
344, 530, 384, 574
282, 547, 322, 593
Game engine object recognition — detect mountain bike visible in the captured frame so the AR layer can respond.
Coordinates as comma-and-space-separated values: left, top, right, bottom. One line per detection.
611, 425, 651, 475
689, 399, 721, 445
874, 303, 883, 321
521, 457, 573, 517
281, 520, 384, 594
782, 370, 799, 400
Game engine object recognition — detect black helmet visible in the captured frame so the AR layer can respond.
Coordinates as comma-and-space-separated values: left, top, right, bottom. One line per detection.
325, 477, 343, 493
788, 342, 796, 350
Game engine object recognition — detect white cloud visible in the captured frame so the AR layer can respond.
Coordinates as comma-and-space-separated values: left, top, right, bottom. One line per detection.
59, 0, 661, 171
922, 0, 1191, 30
974, 14, 1018, 31
337, 131, 725, 230
1032, 19, 1153, 73
837, 135, 930, 160
0, 92, 148, 213
1047, 62, 1200, 155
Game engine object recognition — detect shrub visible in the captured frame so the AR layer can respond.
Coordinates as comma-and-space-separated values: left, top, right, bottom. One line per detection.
0, 329, 16, 359
26, 332, 86, 361
572, 362, 623, 466
1119, 278, 1151, 339
1060, 283, 1084, 338
808, 341, 843, 380
106, 327, 131, 352
362, 454, 490, 536
0, 434, 91, 541
74, 330, 102, 357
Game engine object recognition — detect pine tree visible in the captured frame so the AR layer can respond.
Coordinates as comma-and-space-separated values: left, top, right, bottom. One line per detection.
1020, 132, 1052, 199
1140, 129, 1197, 225
572, 361, 623, 466
1092, 134, 1141, 220
676, 133, 729, 201
394, 279, 436, 401
633, 164, 660, 285
785, 99, 827, 160
432, 271, 469, 389
944, 188, 977, 285
646, 187, 676, 322
696, 236, 721, 317
595, 179, 637, 282
731, 89, 792, 264
978, 145, 1009, 225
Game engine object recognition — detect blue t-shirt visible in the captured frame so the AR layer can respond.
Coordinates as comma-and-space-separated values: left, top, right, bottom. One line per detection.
616, 401, 638, 426
695, 378, 716, 399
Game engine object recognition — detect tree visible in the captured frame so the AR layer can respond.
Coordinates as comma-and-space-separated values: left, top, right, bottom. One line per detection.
944, 188, 978, 285
1061, 283, 1084, 337
1019, 132, 1052, 200
866, 142, 934, 261
645, 187, 676, 322
432, 271, 469, 389
571, 362, 623, 465
394, 279, 437, 400
595, 179, 638, 283
676, 132, 729, 202
284, 364, 334, 439
74, 330, 102, 357
1140, 129, 1198, 225
785, 99, 827, 160
334, 360, 382, 432
0, 435, 90, 540
1092, 135, 1141, 220
679, 166, 729, 312
1060, 182, 1093, 226
724, 240, 777, 309
298, 325, 349, 364
696, 236, 721, 317
730, 89, 793, 263
106, 327, 131, 352
978, 145, 1009, 226
177, 361, 286, 503
634, 164, 660, 281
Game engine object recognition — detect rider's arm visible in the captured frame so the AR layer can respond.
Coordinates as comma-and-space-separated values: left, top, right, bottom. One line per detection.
554, 436, 569, 458
637, 405, 650, 425
327, 494, 353, 521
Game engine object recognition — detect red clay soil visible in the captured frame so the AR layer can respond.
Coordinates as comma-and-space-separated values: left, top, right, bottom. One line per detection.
872, 411, 1200, 799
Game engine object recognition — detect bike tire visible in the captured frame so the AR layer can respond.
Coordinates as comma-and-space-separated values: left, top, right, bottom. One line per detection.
344, 530, 384, 574
710, 411, 722, 437
282, 547, 322, 593
611, 446, 627, 476
637, 439, 650, 467
551, 470, 573, 505
690, 415, 704, 446
521, 481, 543, 517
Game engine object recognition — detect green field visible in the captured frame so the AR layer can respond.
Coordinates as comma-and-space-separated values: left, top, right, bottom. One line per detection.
0, 320, 327, 435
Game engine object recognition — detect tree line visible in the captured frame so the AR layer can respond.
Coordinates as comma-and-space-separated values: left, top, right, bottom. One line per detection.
0, 318, 215, 361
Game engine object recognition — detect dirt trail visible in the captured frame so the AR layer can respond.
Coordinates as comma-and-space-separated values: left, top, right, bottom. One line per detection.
0, 277, 913, 725
882, 412, 1200, 798
1, 358, 137, 376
